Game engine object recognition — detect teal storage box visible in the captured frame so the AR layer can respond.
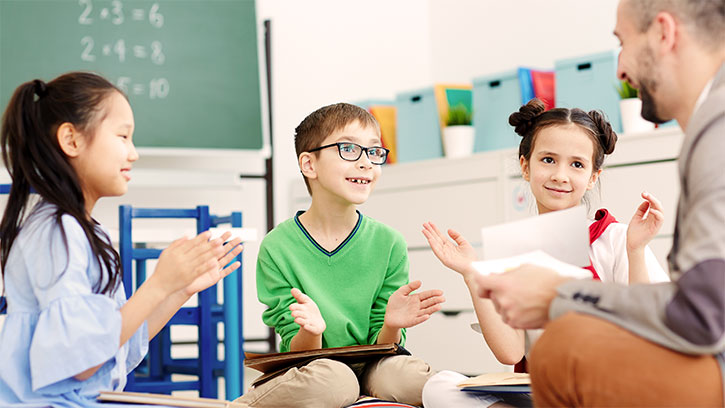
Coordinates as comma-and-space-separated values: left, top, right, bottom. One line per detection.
555, 50, 622, 133
472, 70, 522, 152
395, 87, 442, 162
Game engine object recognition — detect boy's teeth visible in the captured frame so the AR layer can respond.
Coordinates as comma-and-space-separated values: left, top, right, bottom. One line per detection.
349, 178, 368, 184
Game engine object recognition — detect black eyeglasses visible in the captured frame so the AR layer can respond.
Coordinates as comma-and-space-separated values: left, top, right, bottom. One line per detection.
308, 142, 389, 165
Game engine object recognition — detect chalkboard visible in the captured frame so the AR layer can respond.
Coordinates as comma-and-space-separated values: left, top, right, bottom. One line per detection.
0, 0, 263, 151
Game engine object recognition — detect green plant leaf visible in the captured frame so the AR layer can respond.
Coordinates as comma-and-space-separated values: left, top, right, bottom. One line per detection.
446, 103, 473, 126
615, 79, 638, 99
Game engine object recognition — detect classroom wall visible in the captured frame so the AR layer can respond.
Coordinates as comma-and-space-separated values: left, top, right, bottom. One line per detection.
428, 0, 620, 82
266, 0, 622, 225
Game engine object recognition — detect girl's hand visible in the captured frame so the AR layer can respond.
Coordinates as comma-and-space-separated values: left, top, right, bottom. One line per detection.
384, 280, 445, 329
182, 232, 244, 296
422, 222, 477, 277
627, 192, 664, 252
152, 231, 226, 296
289, 288, 326, 335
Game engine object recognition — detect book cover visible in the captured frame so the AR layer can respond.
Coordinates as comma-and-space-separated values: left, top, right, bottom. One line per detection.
97, 391, 245, 407
245, 343, 410, 386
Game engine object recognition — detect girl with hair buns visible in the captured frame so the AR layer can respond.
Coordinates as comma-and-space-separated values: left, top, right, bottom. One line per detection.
0, 72, 243, 406
420, 98, 669, 407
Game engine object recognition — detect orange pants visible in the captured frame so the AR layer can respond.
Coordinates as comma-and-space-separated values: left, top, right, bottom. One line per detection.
529, 313, 723, 407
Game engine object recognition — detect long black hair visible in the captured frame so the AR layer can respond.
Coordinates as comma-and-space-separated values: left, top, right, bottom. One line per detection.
0, 72, 124, 310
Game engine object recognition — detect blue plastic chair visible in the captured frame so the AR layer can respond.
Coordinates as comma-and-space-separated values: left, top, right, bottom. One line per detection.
119, 205, 244, 399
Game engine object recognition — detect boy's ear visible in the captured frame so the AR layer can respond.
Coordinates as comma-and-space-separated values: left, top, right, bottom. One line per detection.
299, 152, 317, 180
587, 168, 602, 190
56, 122, 84, 158
519, 156, 530, 181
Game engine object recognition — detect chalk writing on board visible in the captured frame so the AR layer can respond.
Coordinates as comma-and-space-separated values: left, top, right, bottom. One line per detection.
77, 0, 168, 99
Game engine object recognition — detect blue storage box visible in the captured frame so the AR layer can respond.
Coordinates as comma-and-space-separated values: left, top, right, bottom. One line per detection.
472, 70, 522, 152
395, 87, 442, 162
555, 50, 622, 133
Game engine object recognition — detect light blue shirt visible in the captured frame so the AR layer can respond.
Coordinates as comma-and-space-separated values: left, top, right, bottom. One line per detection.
0, 201, 148, 407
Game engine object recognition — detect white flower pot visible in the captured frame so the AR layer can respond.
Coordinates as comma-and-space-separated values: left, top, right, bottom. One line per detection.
619, 98, 655, 134
442, 125, 475, 158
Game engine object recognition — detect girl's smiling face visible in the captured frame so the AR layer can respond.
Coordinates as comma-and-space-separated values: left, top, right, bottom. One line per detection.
521, 124, 601, 214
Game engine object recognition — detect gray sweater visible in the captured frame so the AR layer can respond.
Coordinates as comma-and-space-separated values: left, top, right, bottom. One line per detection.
550, 63, 725, 394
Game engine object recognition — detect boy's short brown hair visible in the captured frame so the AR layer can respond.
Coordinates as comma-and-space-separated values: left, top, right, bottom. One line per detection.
295, 103, 381, 194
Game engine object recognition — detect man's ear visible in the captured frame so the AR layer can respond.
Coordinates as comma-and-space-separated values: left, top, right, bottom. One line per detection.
299, 152, 317, 180
520, 156, 530, 182
651, 11, 678, 55
56, 122, 83, 158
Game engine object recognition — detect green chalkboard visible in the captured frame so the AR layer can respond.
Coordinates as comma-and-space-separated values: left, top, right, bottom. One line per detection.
0, 0, 263, 150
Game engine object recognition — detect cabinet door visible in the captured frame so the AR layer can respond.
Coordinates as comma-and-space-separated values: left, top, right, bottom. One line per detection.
596, 161, 679, 234
405, 311, 512, 375
361, 180, 501, 248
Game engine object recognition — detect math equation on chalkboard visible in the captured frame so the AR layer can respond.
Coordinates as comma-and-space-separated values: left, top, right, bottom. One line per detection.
77, 0, 169, 100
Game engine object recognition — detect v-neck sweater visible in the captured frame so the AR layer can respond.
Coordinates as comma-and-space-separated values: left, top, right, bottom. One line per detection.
256, 211, 409, 352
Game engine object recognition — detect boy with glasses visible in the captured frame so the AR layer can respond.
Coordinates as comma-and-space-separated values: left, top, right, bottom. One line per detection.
235, 103, 444, 408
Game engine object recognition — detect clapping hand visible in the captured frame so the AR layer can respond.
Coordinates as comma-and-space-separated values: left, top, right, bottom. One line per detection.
384, 280, 445, 329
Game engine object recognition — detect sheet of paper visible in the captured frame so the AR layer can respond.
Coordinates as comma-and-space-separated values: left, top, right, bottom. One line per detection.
471, 250, 593, 278
481, 205, 589, 266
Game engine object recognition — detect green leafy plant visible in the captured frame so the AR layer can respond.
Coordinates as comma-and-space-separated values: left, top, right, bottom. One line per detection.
446, 103, 473, 126
615, 79, 638, 99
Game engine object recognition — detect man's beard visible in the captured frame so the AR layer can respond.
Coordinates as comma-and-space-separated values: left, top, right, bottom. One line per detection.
637, 47, 670, 124
639, 82, 669, 124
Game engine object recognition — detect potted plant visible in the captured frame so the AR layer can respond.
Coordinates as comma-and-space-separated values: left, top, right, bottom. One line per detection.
442, 103, 475, 158
616, 79, 654, 134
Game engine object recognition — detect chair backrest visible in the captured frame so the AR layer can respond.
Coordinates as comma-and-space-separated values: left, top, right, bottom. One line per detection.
119, 205, 244, 399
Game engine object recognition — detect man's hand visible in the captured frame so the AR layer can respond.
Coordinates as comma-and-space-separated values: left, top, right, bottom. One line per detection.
476, 265, 571, 329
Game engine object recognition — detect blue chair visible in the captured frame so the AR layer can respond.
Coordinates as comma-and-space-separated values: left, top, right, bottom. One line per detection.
119, 205, 244, 399
0, 184, 10, 314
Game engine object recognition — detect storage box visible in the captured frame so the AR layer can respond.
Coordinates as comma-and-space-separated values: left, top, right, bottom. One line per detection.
394, 87, 443, 162
355, 100, 398, 164
472, 70, 522, 152
555, 50, 622, 132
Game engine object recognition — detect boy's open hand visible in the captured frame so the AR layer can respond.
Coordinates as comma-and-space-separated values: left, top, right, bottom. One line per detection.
422, 222, 477, 277
384, 280, 445, 329
290, 288, 326, 335
154, 231, 241, 297
627, 191, 664, 252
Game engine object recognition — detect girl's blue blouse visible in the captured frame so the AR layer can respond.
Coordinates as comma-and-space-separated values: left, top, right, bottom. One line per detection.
0, 201, 149, 406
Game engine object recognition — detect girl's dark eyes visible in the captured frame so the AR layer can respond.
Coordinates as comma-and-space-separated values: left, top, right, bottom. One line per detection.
572, 162, 584, 169
542, 157, 554, 164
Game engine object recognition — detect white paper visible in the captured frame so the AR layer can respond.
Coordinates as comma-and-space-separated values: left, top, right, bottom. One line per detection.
471, 249, 593, 279
480, 205, 589, 266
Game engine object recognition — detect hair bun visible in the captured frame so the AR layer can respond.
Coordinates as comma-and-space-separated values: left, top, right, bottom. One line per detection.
587, 110, 618, 154
509, 98, 546, 136
32, 79, 48, 99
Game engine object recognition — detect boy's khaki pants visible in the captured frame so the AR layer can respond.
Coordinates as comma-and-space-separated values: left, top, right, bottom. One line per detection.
234, 355, 433, 408
529, 313, 724, 407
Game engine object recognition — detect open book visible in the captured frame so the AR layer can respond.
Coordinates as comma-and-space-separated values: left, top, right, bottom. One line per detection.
245, 343, 410, 386
457, 372, 532, 394
97, 391, 246, 407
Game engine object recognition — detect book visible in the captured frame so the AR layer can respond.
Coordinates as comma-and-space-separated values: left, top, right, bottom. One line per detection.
97, 391, 246, 407
457, 372, 532, 394
244, 343, 410, 386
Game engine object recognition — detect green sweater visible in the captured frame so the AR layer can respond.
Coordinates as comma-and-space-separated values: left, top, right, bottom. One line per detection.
257, 211, 409, 352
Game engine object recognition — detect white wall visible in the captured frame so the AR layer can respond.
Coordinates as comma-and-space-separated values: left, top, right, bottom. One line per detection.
255, 0, 434, 223
428, 0, 621, 82
264, 0, 623, 224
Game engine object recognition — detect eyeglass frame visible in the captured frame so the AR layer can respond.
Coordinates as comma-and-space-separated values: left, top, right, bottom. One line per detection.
307, 142, 390, 165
